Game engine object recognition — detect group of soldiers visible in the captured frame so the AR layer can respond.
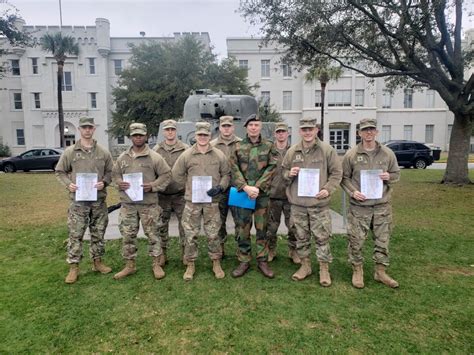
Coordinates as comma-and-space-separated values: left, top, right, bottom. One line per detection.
56, 114, 400, 289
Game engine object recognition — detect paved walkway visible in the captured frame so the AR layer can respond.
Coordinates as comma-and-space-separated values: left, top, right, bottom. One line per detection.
86, 208, 346, 240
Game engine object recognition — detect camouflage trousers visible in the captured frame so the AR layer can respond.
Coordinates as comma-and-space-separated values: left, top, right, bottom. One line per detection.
119, 203, 163, 260
266, 198, 297, 252
158, 192, 186, 249
291, 204, 333, 263
67, 200, 108, 264
217, 189, 237, 244
181, 201, 222, 262
234, 195, 270, 262
347, 203, 393, 266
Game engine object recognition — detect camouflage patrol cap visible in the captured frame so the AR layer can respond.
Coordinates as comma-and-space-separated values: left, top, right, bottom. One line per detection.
195, 122, 211, 136
299, 117, 317, 128
359, 118, 377, 130
162, 119, 177, 130
243, 114, 261, 127
219, 115, 234, 126
79, 117, 95, 127
129, 123, 147, 136
274, 121, 288, 132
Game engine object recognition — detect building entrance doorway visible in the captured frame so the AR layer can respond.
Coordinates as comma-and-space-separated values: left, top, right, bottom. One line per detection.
329, 123, 350, 152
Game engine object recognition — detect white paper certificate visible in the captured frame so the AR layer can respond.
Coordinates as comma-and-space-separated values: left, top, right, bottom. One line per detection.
192, 176, 212, 203
360, 169, 383, 199
123, 173, 143, 202
75, 173, 98, 201
298, 168, 320, 197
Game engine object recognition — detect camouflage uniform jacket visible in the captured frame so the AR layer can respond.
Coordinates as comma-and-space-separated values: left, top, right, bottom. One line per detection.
113, 144, 171, 204
282, 138, 342, 208
269, 144, 290, 199
210, 134, 242, 157
341, 141, 400, 207
55, 139, 113, 201
153, 140, 189, 194
230, 134, 278, 195
172, 144, 231, 203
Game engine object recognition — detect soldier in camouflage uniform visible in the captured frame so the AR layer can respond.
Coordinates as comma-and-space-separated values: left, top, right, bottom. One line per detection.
341, 118, 400, 289
230, 114, 277, 279
153, 119, 188, 266
113, 123, 171, 280
266, 122, 299, 263
282, 118, 342, 286
172, 122, 230, 280
210, 115, 242, 257
55, 117, 114, 284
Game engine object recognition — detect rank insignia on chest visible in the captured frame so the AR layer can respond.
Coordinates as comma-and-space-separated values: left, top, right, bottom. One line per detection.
295, 154, 302, 161
357, 156, 364, 162
76, 152, 82, 159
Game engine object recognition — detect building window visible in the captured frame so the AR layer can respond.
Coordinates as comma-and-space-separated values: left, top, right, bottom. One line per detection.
261, 60, 270, 78
16, 129, 25, 145
117, 136, 125, 145
404, 88, 413, 108
315, 90, 322, 107
328, 90, 351, 107
90, 93, 97, 109
33, 93, 41, 109
382, 90, 392, 108
62, 71, 72, 91
31, 58, 38, 74
355, 89, 364, 107
426, 89, 435, 108
282, 91, 292, 110
88, 58, 96, 74
238, 60, 248, 69
261, 91, 270, 104
381, 125, 391, 143
404, 125, 413, 140
425, 124, 434, 143
114, 59, 123, 75
281, 63, 292, 77
11, 59, 20, 75
13, 92, 23, 110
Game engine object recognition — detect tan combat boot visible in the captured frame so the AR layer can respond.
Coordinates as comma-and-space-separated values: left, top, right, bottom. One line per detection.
268, 249, 277, 262
212, 259, 225, 279
374, 264, 399, 288
158, 250, 167, 267
92, 258, 112, 274
319, 262, 332, 287
152, 257, 166, 280
183, 261, 195, 281
352, 264, 364, 289
65, 264, 79, 284
291, 258, 312, 281
288, 249, 301, 264
113, 259, 136, 280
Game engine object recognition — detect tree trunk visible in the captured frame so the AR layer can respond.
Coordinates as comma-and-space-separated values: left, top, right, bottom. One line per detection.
319, 81, 326, 141
57, 61, 65, 148
442, 112, 472, 185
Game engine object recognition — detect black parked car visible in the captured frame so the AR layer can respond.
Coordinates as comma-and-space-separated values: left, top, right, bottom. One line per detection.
385, 140, 437, 169
0, 148, 63, 173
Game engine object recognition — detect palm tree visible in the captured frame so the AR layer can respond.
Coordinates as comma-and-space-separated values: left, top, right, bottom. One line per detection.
40, 33, 79, 147
305, 65, 342, 140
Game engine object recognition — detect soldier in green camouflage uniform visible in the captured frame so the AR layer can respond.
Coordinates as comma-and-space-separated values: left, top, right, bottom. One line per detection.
341, 118, 400, 289
113, 123, 171, 280
210, 115, 242, 256
55, 117, 114, 284
230, 115, 277, 279
266, 122, 299, 263
153, 119, 188, 265
172, 122, 231, 280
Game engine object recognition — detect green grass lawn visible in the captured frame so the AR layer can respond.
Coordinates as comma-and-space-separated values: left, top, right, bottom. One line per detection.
1, 171, 473, 353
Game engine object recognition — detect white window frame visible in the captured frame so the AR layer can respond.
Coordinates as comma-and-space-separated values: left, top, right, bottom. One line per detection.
33, 93, 41, 109
261, 60, 270, 78
315, 90, 322, 107
114, 59, 123, 75
281, 63, 292, 78
425, 124, 434, 144
13, 92, 23, 110
90, 92, 97, 109
11, 59, 20, 76
282, 91, 292, 110
328, 90, 351, 107
355, 89, 364, 107
382, 90, 392, 108
404, 88, 413, 108
62, 71, 73, 91
88, 58, 96, 75
403, 125, 413, 140
381, 125, 391, 143
261, 91, 270, 104
16, 128, 25, 146
426, 89, 435, 108
238, 59, 248, 69
31, 58, 39, 75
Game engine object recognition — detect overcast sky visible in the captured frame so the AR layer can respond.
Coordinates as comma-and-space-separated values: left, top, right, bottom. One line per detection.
9, 0, 261, 58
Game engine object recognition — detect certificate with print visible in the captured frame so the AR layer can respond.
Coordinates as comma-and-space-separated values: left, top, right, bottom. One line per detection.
123, 172, 143, 202
298, 168, 320, 197
360, 169, 383, 199
75, 173, 98, 201
192, 176, 212, 203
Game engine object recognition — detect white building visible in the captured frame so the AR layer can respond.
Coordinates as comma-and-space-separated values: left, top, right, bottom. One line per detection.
227, 30, 474, 152
0, 18, 210, 155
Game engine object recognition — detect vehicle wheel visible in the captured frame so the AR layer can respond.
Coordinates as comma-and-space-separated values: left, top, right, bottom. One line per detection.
3, 163, 16, 173
414, 158, 427, 169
